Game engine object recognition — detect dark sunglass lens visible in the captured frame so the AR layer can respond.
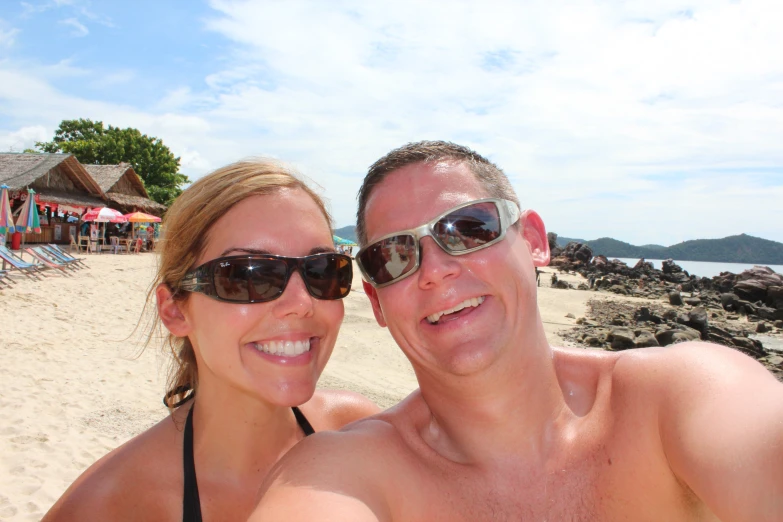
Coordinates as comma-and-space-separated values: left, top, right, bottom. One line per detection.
303, 254, 353, 299
213, 258, 286, 302
358, 235, 417, 285
247, 259, 288, 301
433, 202, 501, 251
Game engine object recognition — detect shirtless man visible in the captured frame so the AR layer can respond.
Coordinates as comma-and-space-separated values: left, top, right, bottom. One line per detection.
252, 141, 783, 521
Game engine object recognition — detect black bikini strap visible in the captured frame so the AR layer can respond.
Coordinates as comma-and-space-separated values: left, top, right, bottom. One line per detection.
292, 406, 315, 436
183, 406, 203, 522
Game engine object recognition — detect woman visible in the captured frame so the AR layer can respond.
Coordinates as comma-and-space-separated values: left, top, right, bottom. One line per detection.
43, 159, 379, 521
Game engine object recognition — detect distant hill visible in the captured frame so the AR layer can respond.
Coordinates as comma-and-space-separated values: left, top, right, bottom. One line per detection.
556, 233, 783, 264
334, 225, 357, 242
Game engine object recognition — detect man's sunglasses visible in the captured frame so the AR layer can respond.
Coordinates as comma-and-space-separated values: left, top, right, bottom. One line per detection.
178, 253, 352, 303
356, 198, 521, 288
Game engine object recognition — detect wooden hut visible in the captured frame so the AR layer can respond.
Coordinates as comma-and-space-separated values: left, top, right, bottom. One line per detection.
83, 163, 167, 216
0, 153, 105, 244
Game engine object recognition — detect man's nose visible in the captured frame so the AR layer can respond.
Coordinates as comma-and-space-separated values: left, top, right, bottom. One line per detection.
417, 237, 461, 289
272, 271, 315, 319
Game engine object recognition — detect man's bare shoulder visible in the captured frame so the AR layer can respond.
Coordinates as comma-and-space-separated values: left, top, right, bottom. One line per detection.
256, 391, 427, 518
302, 389, 382, 430
43, 413, 182, 522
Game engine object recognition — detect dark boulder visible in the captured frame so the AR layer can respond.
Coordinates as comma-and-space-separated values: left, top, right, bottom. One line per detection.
669, 291, 683, 306
683, 297, 702, 306
756, 322, 770, 333
661, 259, 683, 274
757, 307, 783, 321
574, 244, 593, 263
655, 326, 701, 346
686, 307, 709, 336
734, 280, 769, 302
634, 330, 659, 348
720, 293, 739, 311
607, 327, 636, 350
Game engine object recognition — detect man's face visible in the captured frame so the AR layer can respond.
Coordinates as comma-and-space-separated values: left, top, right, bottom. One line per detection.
362, 161, 549, 380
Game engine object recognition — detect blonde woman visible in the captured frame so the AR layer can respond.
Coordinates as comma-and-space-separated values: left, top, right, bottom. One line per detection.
43, 160, 379, 521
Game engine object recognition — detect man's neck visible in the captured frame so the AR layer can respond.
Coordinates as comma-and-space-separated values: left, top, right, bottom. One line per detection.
416, 333, 569, 465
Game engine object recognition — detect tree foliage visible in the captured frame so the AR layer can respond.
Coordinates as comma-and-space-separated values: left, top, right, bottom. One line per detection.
36, 119, 189, 206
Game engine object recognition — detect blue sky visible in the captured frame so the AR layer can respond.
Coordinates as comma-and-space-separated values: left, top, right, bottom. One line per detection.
1, 0, 782, 245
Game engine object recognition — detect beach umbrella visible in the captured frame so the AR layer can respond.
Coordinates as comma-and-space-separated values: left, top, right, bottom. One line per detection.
14, 188, 41, 256
82, 207, 127, 223
0, 184, 14, 235
333, 235, 356, 246
15, 188, 41, 233
123, 211, 161, 223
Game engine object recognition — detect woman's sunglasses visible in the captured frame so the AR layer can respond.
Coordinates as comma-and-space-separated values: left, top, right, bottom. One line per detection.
178, 253, 353, 303
356, 198, 521, 288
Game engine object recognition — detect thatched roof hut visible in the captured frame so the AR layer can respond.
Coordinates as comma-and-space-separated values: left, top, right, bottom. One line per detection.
83, 163, 167, 216
0, 153, 105, 210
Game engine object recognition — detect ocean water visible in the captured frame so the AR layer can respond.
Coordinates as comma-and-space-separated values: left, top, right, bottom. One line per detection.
613, 258, 783, 279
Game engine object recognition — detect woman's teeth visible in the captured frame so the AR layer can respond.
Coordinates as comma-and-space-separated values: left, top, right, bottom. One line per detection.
253, 339, 311, 356
426, 296, 485, 324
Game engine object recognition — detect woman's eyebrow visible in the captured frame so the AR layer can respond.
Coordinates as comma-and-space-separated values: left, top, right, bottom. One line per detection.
220, 246, 337, 256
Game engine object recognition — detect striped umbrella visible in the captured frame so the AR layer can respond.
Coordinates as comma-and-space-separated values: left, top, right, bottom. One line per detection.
15, 188, 41, 233
123, 211, 161, 223
0, 184, 14, 234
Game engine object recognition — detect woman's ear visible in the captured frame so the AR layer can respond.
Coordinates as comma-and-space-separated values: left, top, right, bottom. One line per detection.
519, 210, 550, 267
156, 284, 192, 337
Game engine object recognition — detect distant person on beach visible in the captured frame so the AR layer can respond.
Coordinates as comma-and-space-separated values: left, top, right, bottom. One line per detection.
43, 160, 378, 521
252, 141, 783, 521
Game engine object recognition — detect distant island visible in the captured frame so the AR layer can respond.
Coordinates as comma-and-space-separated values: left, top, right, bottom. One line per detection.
555, 233, 783, 264
335, 225, 783, 264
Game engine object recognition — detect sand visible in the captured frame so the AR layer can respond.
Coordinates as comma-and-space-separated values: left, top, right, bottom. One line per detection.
0, 254, 592, 521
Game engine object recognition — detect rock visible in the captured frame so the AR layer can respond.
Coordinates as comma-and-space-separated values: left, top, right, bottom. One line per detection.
655, 327, 701, 346
634, 330, 659, 348
607, 327, 636, 350
686, 307, 709, 335
683, 297, 702, 306
662, 259, 683, 274
757, 306, 783, 321
584, 336, 603, 347
767, 286, 783, 309
634, 307, 662, 324
547, 232, 559, 252
609, 285, 627, 295
768, 355, 783, 367
731, 336, 766, 357
756, 322, 770, 333
553, 280, 572, 289
727, 315, 739, 320
574, 244, 593, 263
775, 320, 783, 329
737, 300, 757, 315
565, 313, 576, 319
720, 293, 739, 310
734, 279, 768, 302
577, 283, 589, 290
669, 291, 683, 306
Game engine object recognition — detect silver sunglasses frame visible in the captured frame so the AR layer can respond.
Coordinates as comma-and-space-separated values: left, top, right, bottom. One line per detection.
356, 198, 521, 288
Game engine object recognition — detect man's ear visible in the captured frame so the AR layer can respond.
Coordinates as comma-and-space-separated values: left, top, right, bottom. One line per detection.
156, 284, 192, 337
519, 210, 550, 267
362, 280, 387, 328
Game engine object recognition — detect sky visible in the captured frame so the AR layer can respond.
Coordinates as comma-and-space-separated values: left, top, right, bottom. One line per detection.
1, 0, 782, 245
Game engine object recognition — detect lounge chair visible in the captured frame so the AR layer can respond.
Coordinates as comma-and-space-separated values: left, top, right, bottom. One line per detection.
0, 270, 16, 288
46, 244, 88, 268
24, 247, 74, 276
0, 245, 46, 280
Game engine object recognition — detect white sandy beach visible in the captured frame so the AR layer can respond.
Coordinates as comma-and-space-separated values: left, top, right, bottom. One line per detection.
0, 253, 593, 521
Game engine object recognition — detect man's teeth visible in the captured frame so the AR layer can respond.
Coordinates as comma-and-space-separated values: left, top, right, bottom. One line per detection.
426, 296, 485, 324
253, 339, 311, 356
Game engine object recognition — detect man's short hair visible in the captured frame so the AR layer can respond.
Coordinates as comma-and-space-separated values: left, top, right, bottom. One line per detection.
355, 140, 520, 246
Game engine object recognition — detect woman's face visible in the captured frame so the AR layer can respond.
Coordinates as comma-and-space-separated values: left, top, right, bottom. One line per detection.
180, 188, 344, 407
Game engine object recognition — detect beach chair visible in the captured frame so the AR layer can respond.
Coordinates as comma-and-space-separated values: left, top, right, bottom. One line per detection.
0, 245, 46, 281
109, 236, 127, 254
43, 245, 86, 269
0, 270, 16, 288
24, 247, 74, 276
78, 235, 91, 253
48, 244, 88, 268
69, 234, 81, 254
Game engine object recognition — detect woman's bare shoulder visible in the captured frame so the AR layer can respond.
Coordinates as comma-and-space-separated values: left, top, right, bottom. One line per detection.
42, 412, 185, 522
302, 389, 382, 431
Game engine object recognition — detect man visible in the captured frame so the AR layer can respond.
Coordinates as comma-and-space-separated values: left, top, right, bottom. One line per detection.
252, 141, 783, 521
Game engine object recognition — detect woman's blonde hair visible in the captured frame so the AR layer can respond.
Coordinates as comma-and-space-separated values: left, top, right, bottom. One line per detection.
146, 159, 332, 409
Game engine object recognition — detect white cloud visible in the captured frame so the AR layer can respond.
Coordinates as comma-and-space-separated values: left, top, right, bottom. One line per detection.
59, 17, 88, 37
0, 125, 49, 151
1, 0, 782, 245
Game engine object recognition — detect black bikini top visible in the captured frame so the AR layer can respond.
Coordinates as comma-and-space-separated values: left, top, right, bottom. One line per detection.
182, 405, 315, 522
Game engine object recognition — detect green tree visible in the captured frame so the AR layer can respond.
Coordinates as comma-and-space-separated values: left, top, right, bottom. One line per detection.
36, 118, 189, 206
